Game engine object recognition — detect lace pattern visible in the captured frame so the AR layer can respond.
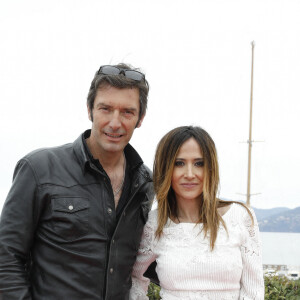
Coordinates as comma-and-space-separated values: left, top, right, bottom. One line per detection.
130, 204, 264, 300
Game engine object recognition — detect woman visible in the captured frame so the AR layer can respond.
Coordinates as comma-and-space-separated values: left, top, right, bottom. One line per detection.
130, 126, 264, 300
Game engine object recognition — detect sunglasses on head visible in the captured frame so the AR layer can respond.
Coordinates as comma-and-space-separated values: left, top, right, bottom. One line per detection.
97, 65, 145, 82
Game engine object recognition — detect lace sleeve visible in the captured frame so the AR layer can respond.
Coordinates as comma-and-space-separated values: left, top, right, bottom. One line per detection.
129, 212, 157, 300
240, 208, 265, 300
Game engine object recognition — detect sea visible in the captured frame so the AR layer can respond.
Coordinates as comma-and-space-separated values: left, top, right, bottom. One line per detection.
260, 232, 300, 270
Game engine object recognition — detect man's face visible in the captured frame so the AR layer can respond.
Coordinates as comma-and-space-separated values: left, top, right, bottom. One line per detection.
88, 85, 144, 156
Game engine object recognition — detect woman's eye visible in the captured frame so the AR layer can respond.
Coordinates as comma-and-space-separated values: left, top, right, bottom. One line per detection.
195, 161, 204, 167
174, 161, 184, 166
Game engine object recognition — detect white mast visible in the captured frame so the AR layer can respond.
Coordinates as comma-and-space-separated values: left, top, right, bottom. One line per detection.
246, 41, 255, 206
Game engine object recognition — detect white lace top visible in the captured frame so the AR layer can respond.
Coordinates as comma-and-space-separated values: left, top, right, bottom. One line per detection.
130, 203, 264, 300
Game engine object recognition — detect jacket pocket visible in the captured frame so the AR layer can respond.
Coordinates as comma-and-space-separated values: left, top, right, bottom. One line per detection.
51, 197, 89, 241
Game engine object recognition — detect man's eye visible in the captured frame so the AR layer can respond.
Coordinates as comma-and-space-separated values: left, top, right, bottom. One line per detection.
174, 161, 184, 166
124, 110, 134, 115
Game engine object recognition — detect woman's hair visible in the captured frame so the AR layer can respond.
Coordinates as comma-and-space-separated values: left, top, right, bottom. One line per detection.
153, 125, 253, 250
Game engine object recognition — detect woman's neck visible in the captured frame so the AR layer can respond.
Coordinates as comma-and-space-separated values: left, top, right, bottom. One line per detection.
175, 197, 201, 223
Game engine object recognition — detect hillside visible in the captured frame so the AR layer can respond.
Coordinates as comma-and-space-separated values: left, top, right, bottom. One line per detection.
220, 199, 300, 232
254, 206, 300, 233
252, 207, 290, 221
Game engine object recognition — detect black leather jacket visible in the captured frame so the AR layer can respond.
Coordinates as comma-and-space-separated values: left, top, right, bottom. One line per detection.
0, 131, 154, 300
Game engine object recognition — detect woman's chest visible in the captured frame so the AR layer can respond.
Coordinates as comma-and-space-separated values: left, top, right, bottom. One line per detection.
154, 223, 244, 289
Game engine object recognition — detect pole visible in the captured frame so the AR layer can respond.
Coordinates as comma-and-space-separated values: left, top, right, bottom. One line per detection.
246, 41, 255, 206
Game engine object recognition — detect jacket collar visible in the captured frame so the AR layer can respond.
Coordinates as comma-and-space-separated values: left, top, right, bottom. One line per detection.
73, 130, 144, 174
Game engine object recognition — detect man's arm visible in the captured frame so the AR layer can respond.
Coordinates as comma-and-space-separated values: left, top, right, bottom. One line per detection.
0, 159, 38, 300
143, 261, 159, 286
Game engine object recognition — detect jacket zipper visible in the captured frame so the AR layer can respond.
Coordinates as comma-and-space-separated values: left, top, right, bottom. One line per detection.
104, 178, 151, 300
90, 162, 151, 299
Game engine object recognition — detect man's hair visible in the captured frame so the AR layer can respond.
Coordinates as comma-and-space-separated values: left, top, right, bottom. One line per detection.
87, 63, 149, 123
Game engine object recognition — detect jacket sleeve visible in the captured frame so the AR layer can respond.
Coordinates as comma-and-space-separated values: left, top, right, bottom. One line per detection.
129, 212, 157, 300
0, 159, 39, 300
239, 208, 265, 300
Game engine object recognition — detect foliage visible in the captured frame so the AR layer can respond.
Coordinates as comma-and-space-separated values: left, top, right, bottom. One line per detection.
147, 283, 161, 300
264, 276, 300, 300
147, 277, 300, 300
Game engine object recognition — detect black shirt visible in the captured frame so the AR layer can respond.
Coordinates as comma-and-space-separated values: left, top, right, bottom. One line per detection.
82, 131, 131, 221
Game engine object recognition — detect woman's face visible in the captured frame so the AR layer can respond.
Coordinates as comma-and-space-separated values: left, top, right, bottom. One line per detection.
171, 138, 204, 203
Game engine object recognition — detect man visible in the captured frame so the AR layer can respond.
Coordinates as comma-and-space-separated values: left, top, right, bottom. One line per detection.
0, 64, 154, 299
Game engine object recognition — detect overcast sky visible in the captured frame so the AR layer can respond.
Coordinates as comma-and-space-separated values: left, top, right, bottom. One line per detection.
1, 0, 299, 211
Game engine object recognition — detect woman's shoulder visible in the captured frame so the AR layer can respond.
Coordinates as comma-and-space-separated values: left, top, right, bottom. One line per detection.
228, 202, 250, 212
225, 202, 256, 222
148, 208, 158, 218
146, 208, 159, 227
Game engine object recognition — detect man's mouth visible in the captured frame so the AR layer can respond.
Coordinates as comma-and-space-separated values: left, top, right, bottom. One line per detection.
105, 133, 123, 138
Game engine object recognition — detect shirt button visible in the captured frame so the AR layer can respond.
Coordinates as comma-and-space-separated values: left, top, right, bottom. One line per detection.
112, 239, 115, 244
134, 183, 139, 188
110, 268, 114, 274
107, 208, 112, 214
68, 205, 74, 211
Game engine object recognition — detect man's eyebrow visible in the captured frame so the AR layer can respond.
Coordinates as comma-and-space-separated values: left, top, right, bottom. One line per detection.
96, 102, 110, 108
95, 102, 137, 111
96, 103, 138, 113
123, 107, 138, 112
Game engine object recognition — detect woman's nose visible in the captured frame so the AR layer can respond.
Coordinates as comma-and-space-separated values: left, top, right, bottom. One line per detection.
184, 165, 195, 178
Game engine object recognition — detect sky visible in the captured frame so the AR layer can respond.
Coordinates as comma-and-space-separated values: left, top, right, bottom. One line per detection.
0, 0, 300, 211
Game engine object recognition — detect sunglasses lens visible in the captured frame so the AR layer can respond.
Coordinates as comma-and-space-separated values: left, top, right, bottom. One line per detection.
98, 66, 144, 81
100, 66, 120, 75
124, 70, 144, 81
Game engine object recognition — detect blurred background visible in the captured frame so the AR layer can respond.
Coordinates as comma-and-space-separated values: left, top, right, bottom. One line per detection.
1, 0, 299, 211
1, 0, 300, 280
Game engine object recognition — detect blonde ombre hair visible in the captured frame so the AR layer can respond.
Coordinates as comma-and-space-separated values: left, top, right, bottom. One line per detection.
153, 126, 252, 250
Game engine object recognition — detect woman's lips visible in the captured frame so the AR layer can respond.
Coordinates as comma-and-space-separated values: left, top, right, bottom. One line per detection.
181, 183, 198, 188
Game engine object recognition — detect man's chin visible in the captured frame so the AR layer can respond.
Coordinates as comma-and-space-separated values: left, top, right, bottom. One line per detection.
102, 143, 126, 153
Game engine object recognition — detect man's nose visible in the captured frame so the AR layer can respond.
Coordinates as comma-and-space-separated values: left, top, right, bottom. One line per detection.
109, 111, 121, 130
